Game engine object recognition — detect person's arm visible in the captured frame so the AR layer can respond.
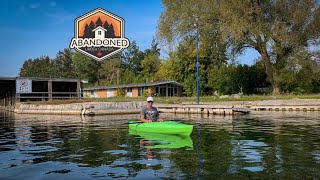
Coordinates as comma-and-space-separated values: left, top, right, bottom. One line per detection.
156, 108, 163, 122
141, 115, 152, 123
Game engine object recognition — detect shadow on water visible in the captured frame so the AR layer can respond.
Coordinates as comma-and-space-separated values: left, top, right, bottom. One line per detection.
0, 111, 319, 179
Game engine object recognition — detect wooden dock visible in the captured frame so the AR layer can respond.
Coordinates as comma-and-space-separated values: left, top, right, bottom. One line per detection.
251, 105, 320, 111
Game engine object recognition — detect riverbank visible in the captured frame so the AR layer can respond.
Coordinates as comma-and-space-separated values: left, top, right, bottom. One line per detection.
21, 94, 320, 105
1, 98, 320, 116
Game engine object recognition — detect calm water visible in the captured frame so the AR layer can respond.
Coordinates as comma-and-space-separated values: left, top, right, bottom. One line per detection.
0, 110, 320, 179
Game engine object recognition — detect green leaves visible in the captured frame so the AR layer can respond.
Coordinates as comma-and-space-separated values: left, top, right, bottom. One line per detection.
158, 0, 320, 94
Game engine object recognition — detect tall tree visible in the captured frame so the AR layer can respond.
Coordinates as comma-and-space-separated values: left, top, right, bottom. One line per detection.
95, 17, 103, 27
121, 41, 145, 75
218, 0, 320, 94
144, 38, 161, 57
140, 53, 161, 81
103, 20, 109, 29
98, 57, 122, 85
158, 0, 320, 94
89, 21, 95, 38
55, 48, 76, 78
73, 52, 100, 83
83, 24, 91, 38
19, 56, 55, 78
107, 24, 115, 38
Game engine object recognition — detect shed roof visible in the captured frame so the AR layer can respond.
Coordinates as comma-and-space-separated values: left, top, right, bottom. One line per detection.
83, 80, 183, 90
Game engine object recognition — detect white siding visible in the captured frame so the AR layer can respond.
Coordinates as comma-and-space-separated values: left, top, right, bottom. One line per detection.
107, 89, 114, 98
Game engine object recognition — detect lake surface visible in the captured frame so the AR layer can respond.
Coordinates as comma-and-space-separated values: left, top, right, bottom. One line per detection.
0, 110, 319, 179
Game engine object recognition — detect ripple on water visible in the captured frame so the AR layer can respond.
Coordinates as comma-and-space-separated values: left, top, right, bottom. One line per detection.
0, 111, 319, 179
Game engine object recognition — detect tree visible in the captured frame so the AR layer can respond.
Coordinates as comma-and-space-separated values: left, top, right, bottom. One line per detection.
158, 0, 320, 94
95, 17, 103, 27
140, 53, 161, 81
83, 24, 91, 38
154, 58, 175, 81
19, 56, 55, 78
121, 41, 145, 75
89, 21, 95, 38
98, 57, 122, 85
144, 38, 161, 57
55, 48, 76, 78
73, 52, 100, 83
106, 24, 115, 38
121, 69, 135, 84
103, 20, 109, 29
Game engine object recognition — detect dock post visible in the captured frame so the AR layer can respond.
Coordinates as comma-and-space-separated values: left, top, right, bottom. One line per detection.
48, 80, 52, 101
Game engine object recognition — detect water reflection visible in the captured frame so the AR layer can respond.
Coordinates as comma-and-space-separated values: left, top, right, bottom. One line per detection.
0, 111, 319, 179
129, 130, 193, 149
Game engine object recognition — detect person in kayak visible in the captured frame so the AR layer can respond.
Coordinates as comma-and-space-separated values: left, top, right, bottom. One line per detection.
140, 96, 163, 123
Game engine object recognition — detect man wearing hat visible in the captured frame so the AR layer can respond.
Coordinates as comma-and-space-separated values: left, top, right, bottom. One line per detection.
140, 96, 163, 123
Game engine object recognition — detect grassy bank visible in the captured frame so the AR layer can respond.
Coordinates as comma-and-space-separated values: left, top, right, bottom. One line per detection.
25, 94, 320, 105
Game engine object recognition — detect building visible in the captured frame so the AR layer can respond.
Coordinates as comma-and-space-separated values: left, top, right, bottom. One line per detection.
83, 80, 183, 98
0, 77, 82, 106
92, 26, 107, 39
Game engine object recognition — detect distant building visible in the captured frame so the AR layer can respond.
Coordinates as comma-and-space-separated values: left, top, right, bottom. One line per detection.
83, 80, 183, 98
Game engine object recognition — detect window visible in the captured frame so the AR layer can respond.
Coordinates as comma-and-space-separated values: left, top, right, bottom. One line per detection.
91, 91, 94, 95
127, 88, 132, 92
160, 87, 166, 96
98, 31, 101, 35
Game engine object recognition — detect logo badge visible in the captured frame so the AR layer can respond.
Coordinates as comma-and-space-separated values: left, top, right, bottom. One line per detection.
70, 8, 130, 61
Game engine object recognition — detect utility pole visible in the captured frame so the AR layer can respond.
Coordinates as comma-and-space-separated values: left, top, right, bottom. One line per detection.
195, 19, 200, 104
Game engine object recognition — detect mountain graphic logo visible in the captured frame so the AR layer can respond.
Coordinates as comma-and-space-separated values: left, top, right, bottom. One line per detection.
70, 8, 130, 61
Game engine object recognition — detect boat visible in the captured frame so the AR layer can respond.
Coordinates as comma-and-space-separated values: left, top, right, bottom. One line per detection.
128, 121, 193, 136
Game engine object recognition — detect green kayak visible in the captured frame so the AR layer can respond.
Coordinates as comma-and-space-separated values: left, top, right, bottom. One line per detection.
129, 121, 193, 136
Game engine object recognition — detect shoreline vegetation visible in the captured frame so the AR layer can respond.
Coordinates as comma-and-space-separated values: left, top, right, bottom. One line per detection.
25, 94, 320, 105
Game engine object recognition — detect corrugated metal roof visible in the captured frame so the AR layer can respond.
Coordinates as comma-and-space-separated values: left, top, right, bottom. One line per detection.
0, 77, 80, 82
83, 80, 183, 90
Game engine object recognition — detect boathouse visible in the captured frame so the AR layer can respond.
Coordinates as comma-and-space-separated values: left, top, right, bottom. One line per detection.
0, 77, 82, 107
83, 80, 183, 98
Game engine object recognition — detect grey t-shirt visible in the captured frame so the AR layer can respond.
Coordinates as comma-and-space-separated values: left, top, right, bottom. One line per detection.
140, 106, 159, 122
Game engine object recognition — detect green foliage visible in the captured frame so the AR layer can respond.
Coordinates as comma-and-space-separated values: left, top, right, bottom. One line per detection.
55, 48, 76, 78
154, 59, 175, 81
116, 88, 126, 97
121, 41, 144, 75
207, 62, 270, 95
140, 53, 161, 81
142, 90, 149, 97
273, 50, 319, 94
98, 57, 121, 85
158, 0, 320, 94
19, 56, 55, 77
73, 52, 100, 83
19, 0, 320, 98
121, 69, 135, 84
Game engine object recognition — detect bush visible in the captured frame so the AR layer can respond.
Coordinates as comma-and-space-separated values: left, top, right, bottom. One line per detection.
142, 90, 149, 97
116, 88, 126, 97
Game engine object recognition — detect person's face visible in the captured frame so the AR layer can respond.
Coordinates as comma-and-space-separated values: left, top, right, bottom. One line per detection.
147, 101, 153, 108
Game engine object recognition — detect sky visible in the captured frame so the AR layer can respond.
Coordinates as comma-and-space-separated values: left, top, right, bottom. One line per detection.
0, 0, 260, 77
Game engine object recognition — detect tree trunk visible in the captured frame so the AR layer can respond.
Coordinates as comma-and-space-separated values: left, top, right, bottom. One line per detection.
260, 50, 280, 95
